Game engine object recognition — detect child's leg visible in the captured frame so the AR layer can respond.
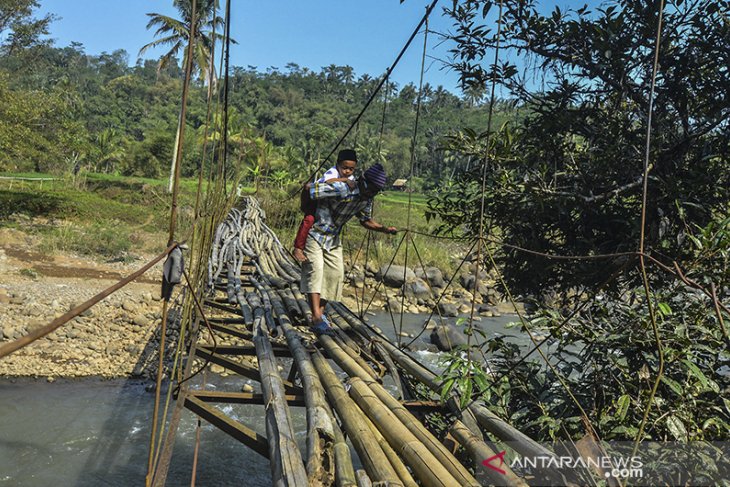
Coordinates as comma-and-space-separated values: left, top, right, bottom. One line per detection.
293, 215, 315, 262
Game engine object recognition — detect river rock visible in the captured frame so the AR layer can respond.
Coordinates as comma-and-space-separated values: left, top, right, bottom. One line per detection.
377, 265, 416, 288
415, 267, 445, 288
26, 318, 45, 332
346, 268, 365, 286
403, 278, 431, 301
437, 302, 459, 317
424, 318, 437, 330
460, 273, 490, 296
430, 325, 468, 351
133, 314, 150, 327
494, 301, 526, 315
387, 298, 403, 313
68, 301, 94, 317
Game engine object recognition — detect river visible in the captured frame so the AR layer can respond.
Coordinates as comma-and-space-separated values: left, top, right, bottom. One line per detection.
0, 312, 531, 486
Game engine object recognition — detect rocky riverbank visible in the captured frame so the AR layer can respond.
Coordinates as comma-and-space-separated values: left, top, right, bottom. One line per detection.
340, 262, 525, 319
0, 229, 172, 380
1, 226, 527, 379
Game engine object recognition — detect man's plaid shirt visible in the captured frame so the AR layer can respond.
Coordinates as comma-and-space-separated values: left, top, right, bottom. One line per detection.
309, 181, 373, 250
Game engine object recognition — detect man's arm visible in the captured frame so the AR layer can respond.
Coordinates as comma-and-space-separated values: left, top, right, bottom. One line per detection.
360, 218, 397, 235
309, 180, 351, 200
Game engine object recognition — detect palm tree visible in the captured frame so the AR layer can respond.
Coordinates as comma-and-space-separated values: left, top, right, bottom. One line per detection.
138, 0, 232, 85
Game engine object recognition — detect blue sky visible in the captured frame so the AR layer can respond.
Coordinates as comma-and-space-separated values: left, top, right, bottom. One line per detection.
37, 0, 465, 92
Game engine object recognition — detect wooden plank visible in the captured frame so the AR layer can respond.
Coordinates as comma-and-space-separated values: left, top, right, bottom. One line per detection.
189, 390, 306, 407
184, 396, 269, 459
200, 344, 293, 358
204, 300, 242, 315
208, 322, 253, 340
194, 347, 302, 395
206, 317, 246, 325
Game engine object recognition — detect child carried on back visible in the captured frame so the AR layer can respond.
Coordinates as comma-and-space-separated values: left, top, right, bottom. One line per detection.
292, 149, 358, 263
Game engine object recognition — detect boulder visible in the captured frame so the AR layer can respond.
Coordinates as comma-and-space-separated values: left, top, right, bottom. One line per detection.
460, 273, 490, 296
437, 302, 459, 317
430, 324, 467, 351
415, 267, 445, 288
377, 265, 416, 288
403, 278, 431, 301
387, 298, 403, 313
424, 318, 437, 330
345, 268, 365, 285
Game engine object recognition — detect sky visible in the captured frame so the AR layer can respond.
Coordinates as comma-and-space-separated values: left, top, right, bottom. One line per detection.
36, 0, 466, 93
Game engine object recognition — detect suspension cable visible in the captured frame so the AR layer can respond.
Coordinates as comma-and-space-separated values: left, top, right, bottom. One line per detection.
633, 0, 666, 458
398, 14, 430, 347
289, 0, 440, 198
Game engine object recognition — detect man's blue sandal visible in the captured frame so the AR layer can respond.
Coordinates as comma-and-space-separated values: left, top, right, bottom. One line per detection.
312, 316, 335, 336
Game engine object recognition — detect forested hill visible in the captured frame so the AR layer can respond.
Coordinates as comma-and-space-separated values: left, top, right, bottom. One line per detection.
0, 42, 509, 187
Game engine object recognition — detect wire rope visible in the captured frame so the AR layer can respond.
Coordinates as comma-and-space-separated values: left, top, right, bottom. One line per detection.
397, 14, 430, 347
633, 0, 666, 458
287, 0, 440, 199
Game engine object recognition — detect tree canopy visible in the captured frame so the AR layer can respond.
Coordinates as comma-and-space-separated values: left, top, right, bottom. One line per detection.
429, 0, 730, 295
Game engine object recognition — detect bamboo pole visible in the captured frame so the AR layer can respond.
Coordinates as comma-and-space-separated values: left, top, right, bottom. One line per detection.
331, 302, 554, 460
258, 279, 337, 486
311, 351, 403, 486
451, 420, 527, 487
348, 378, 461, 487
317, 335, 378, 382
333, 421, 357, 487
251, 296, 308, 486
320, 331, 479, 486
359, 403, 419, 487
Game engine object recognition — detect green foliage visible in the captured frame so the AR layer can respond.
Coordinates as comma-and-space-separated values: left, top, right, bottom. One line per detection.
139, 0, 230, 83
0, 0, 54, 54
486, 280, 730, 443
38, 220, 132, 257
431, 0, 730, 296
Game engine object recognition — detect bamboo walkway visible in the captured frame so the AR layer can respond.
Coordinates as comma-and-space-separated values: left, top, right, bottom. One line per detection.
150, 197, 543, 486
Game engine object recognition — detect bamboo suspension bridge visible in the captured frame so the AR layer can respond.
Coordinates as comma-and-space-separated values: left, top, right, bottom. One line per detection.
2, 0, 719, 485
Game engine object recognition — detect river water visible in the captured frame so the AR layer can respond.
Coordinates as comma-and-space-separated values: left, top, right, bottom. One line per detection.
0, 312, 531, 486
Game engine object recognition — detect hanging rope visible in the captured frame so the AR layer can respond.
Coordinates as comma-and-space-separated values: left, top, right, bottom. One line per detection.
397, 13, 430, 347
633, 0, 666, 458
288, 0, 440, 199
221, 0, 233, 195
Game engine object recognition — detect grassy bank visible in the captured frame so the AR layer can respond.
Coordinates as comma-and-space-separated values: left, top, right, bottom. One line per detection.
259, 187, 467, 275
0, 172, 466, 274
0, 172, 204, 259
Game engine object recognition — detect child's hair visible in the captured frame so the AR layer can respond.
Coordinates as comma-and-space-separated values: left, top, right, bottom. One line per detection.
337, 149, 358, 163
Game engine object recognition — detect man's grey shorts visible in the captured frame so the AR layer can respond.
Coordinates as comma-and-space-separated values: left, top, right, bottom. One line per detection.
300, 236, 344, 301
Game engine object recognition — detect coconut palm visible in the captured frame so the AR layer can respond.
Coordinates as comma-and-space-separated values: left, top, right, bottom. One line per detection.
138, 0, 233, 85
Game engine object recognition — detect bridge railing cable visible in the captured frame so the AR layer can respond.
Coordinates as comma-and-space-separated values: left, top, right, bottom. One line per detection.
0, 242, 180, 360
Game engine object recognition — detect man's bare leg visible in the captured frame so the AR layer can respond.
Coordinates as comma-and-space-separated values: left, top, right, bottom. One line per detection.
308, 293, 325, 323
